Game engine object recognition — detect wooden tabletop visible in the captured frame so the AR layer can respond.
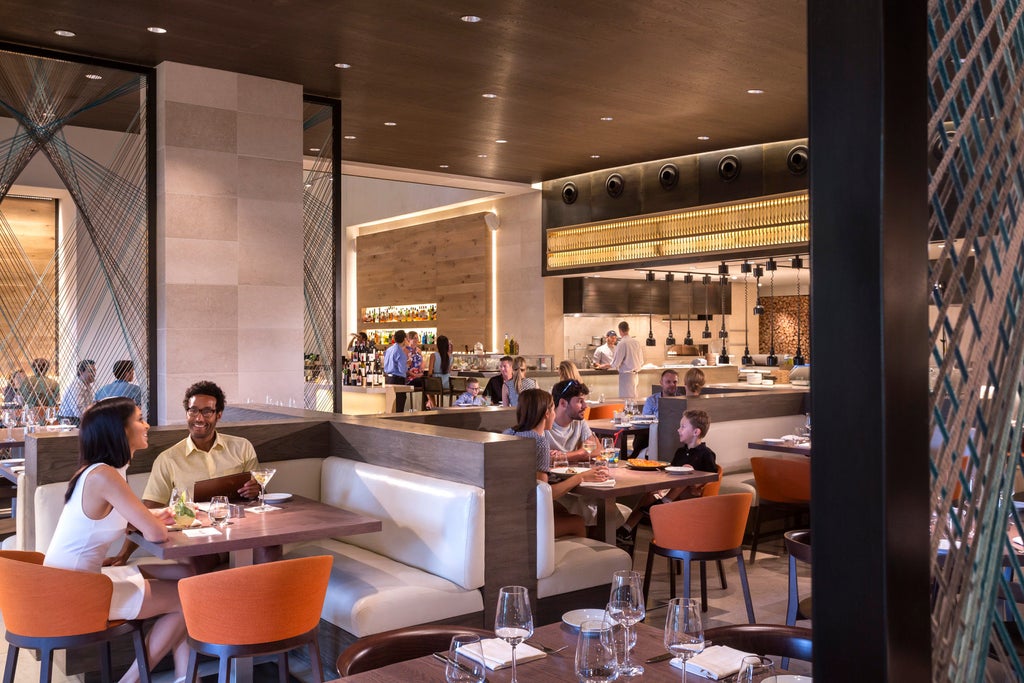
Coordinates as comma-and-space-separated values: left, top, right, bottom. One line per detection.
748, 440, 812, 456
0, 428, 26, 449
572, 465, 718, 499
587, 419, 652, 434
340, 620, 687, 682
129, 495, 381, 563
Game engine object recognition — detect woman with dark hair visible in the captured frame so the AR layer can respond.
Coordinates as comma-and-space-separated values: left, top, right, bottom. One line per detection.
503, 388, 608, 537
424, 334, 453, 409
45, 398, 189, 683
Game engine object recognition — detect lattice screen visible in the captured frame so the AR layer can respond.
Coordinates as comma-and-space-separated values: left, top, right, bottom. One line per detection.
0, 50, 150, 416
928, 1, 1024, 679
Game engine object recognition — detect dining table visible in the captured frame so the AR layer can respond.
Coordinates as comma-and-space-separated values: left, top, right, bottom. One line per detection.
129, 494, 381, 566
570, 465, 718, 544
587, 418, 651, 462
748, 440, 812, 456
339, 620, 691, 682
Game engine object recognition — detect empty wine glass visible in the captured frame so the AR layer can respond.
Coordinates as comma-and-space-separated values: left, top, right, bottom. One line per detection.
445, 634, 486, 683
2, 409, 13, 441
250, 467, 277, 511
664, 597, 704, 683
608, 570, 645, 676
495, 585, 533, 683
207, 496, 230, 528
737, 655, 775, 682
575, 617, 619, 683
45, 406, 57, 426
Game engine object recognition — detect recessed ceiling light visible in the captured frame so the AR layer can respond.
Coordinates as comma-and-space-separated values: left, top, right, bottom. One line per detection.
334, 63, 351, 69
343, 135, 356, 140
590, 154, 601, 159
482, 93, 498, 99
85, 74, 102, 80
477, 154, 488, 158
384, 121, 397, 126
54, 29, 76, 37
461, 15, 481, 23
600, 116, 614, 122
697, 135, 710, 141
147, 26, 168, 34
495, 139, 507, 144
439, 164, 450, 168
746, 88, 764, 94
309, 147, 321, 152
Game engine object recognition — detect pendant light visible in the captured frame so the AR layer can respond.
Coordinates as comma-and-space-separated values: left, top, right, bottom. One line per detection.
664, 272, 676, 346
753, 265, 765, 315
701, 274, 712, 340
792, 256, 806, 365
740, 262, 753, 365
718, 267, 730, 365
683, 274, 694, 346
645, 271, 657, 346
766, 258, 778, 366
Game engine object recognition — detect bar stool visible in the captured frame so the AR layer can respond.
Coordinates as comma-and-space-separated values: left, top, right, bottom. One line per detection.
423, 376, 444, 409
178, 555, 332, 683
0, 550, 151, 683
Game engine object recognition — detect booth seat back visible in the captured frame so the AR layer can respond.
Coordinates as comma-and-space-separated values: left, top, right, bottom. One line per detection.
320, 457, 485, 591
702, 415, 805, 475
536, 482, 556, 580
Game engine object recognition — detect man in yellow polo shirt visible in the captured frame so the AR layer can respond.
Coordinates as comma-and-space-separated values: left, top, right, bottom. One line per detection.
142, 380, 260, 505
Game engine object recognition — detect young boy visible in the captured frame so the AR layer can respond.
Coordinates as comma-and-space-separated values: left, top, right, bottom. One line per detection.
616, 409, 718, 548
453, 378, 488, 406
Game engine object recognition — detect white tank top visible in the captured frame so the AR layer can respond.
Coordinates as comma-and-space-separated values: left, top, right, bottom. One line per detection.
45, 463, 129, 573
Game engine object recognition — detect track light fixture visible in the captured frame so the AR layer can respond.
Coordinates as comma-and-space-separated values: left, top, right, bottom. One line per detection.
766, 259, 778, 366
753, 265, 765, 315
792, 257, 806, 365
665, 272, 676, 346
718, 274, 730, 365
646, 271, 657, 346
683, 274, 694, 346
701, 274, 712, 339
741, 267, 753, 365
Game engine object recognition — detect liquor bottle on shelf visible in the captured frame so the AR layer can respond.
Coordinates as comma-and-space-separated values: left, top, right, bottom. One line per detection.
503, 334, 510, 355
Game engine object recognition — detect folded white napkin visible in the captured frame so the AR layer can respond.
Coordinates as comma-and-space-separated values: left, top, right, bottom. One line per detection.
462, 638, 546, 670
246, 505, 281, 514
669, 645, 753, 680
580, 478, 616, 488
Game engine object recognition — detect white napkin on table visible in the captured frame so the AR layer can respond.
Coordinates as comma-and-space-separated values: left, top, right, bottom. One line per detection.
462, 638, 546, 670
669, 645, 754, 680
580, 478, 616, 488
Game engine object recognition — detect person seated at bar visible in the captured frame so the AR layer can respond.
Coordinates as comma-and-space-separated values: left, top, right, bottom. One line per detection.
503, 388, 608, 537
106, 381, 260, 570
616, 409, 717, 549
45, 397, 189, 683
546, 379, 597, 463
453, 378, 488, 406
21, 357, 60, 408
57, 359, 97, 426
630, 369, 681, 457
502, 356, 537, 408
592, 329, 618, 369
95, 360, 143, 406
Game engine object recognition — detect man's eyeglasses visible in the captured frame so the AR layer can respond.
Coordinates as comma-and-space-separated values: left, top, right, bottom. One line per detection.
186, 407, 217, 418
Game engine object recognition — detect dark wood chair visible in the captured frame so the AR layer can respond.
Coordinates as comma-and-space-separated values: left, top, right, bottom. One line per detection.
336, 624, 495, 676
448, 375, 468, 406
785, 529, 812, 625
703, 623, 813, 664
0, 550, 151, 683
178, 555, 332, 683
749, 456, 811, 563
423, 375, 445, 409
641, 493, 756, 623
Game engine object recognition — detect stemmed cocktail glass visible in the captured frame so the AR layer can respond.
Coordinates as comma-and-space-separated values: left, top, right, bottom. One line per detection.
250, 467, 277, 511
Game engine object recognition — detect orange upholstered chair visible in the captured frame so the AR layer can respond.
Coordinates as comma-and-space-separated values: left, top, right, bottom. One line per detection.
336, 624, 495, 676
749, 456, 811, 562
641, 493, 755, 622
702, 464, 724, 498
178, 555, 332, 683
0, 550, 151, 683
586, 403, 624, 420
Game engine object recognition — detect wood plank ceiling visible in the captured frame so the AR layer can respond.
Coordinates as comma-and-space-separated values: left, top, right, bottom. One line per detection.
0, 0, 807, 185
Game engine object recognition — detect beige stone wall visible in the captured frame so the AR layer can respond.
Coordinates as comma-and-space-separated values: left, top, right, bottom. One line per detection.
156, 62, 304, 423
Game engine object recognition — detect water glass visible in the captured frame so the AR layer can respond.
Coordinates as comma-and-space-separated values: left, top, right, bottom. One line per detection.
207, 496, 230, 528
575, 617, 619, 683
552, 451, 570, 470
445, 634, 486, 683
736, 655, 775, 682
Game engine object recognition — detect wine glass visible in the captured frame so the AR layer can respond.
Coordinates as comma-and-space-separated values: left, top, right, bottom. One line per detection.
582, 437, 598, 463
45, 406, 57, 427
207, 496, 230, 528
608, 570, 645, 676
2, 409, 13, 442
664, 597, 704, 683
445, 634, 486, 683
575, 617, 619, 683
495, 585, 533, 683
737, 655, 775, 682
250, 467, 277, 511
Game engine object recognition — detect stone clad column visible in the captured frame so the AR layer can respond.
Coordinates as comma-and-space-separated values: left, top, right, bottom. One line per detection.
156, 62, 303, 423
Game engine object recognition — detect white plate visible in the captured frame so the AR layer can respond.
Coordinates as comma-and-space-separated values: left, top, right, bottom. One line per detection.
550, 466, 589, 475
763, 676, 812, 683
665, 465, 694, 473
561, 609, 607, 630
262, 492, 293, 504
762, 438, 786, 444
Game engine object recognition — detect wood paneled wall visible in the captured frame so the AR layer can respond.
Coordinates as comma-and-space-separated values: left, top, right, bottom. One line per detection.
357, 213, 491, 350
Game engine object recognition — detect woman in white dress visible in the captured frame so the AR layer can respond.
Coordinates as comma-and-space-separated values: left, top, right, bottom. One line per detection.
45, 397, 188, 683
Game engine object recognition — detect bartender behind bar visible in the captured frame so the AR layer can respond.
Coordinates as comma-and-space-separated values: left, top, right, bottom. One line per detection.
592, 330, 617, 369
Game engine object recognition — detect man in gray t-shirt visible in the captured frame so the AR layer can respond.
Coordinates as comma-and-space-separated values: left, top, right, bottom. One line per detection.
546, 379, 594, 462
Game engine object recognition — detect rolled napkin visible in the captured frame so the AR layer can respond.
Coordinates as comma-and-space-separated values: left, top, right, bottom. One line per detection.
580, 478, 616, 488
462, 638, 546, 670
668, 645, 754, 680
